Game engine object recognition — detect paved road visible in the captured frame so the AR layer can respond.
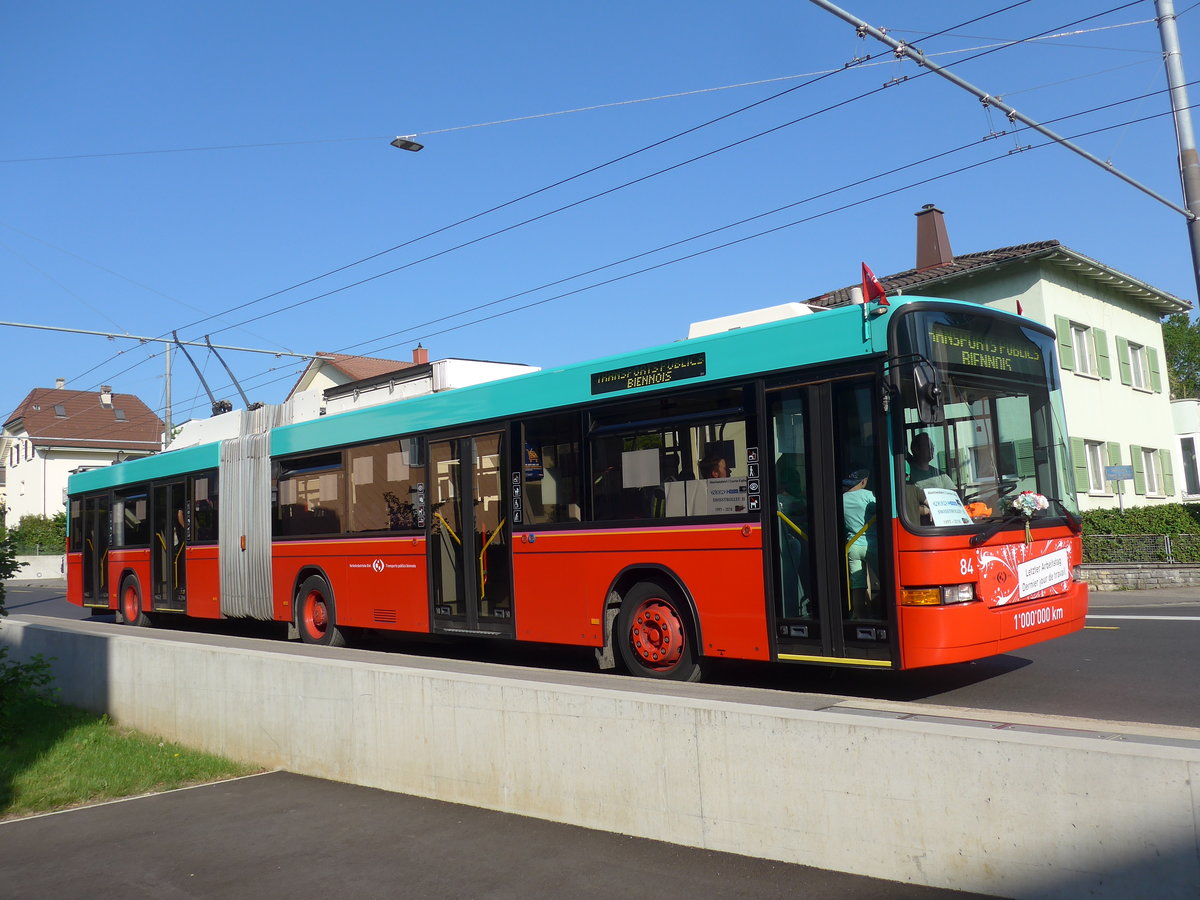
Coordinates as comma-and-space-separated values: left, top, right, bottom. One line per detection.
0, 772, 981, 899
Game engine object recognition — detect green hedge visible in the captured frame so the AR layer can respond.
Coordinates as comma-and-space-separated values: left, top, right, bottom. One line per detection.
1080, 503, 1200, 536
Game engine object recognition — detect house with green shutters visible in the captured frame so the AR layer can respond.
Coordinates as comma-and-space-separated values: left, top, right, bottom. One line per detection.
809, 204, 1191, 511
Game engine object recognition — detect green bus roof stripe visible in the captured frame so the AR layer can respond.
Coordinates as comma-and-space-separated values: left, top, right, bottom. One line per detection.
271, 299, 887, 457
69, 442, 218, 493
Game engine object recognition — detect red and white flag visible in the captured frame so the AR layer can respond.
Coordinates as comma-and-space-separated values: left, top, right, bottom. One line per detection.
861, 262, 888, 306
1016, 299, 1024, 315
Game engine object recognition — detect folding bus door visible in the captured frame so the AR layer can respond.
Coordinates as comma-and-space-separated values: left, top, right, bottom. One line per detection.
767, 373, 894, 667
151, 481, 188, 612
81, 494, 111, 608
428, 431, 514, 637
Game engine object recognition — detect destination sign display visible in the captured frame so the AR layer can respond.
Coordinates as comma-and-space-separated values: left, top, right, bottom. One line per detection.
591, 352, 707, 395
928, 324, 1043, 376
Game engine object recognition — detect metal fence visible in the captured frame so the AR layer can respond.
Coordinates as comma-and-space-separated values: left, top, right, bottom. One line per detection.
1082, 533, 1200, 565
9, 543, 62, 557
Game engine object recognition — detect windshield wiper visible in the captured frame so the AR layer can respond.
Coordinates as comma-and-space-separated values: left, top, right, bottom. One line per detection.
1043, 496, 1082, 534
969, 514, 1025, 547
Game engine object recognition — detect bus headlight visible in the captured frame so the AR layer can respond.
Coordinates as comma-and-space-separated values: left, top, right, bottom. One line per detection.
940, 583, 976, 605
901, 584, 976, 606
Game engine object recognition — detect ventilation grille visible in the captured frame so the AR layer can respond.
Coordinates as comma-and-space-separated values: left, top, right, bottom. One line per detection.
373, 609, 398, 624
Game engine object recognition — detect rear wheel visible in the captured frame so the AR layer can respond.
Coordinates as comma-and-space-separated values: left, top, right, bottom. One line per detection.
118, 576, 151, 627
616, 582, 701, 682
297, 575, 346, 647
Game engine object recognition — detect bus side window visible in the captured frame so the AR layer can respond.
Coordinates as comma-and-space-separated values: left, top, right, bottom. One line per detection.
521, 413, 583, 525
191, 471, 219, 544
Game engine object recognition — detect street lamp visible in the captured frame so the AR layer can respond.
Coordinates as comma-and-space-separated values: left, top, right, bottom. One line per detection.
390, 135, 424, 152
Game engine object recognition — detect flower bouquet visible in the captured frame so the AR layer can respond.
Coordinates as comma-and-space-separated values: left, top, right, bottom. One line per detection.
1011, 491, 1049, 545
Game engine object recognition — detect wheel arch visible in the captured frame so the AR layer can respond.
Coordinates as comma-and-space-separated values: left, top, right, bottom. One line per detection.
603, 564, 703, 654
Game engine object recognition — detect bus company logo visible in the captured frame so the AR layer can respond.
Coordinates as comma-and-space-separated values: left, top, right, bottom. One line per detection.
372, 558, 385, 573
590, 352, 706, 395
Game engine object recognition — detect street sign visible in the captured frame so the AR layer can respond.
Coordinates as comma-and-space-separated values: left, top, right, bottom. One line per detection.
1104, 465, 1134, 481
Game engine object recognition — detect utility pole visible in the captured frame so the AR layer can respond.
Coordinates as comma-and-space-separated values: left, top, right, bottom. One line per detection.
1156, 0, 1200, 305
164, 341, 172, 447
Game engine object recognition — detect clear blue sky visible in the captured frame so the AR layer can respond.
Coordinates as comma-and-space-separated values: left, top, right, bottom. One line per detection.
2, 1, 1197, 428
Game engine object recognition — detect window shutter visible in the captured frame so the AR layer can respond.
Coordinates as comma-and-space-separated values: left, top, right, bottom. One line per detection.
1054, 315, 1075, 371
1148, 347, 1163, 393
1070, 437, 1090, 493
1161, 448, 1175, 496
1132, 445, 1145, 494
1093, 328, 1111, 380
1116, 336, 1132, 385
1015, 438, 1035, 478
1106, 441, 1122, 492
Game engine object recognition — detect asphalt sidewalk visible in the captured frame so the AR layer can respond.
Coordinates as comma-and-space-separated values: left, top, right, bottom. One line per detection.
0, 772, 977, 899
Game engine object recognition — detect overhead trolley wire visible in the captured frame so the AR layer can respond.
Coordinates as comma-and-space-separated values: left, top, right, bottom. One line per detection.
190, 0, 1139, 343
66, 56, 876, 389
161, 95, 1196, 422
61, 1, 1077, 398
69, 1, 1150, 417
145, 3, 1054, 349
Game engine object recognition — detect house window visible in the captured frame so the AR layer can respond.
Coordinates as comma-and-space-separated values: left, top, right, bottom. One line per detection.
1072, 324, 1095, 376
54, 404, 66, 417
1182, 437, 1200, 496
1142, 446, 1161, 495
1085, 440, 1106, 493
1129, 343, 1149, 390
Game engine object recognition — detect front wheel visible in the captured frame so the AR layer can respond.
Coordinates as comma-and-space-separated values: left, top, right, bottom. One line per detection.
118, 576, 151, 627
296, 575, 347, 647
616, 582, 701, 682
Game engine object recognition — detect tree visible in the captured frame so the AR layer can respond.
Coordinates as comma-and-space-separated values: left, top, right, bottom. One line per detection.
6, 513, 67, 555
1162, 313, 1200, 399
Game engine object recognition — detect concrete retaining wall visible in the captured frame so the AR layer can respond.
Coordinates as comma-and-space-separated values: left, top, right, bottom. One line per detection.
1083, 564, 1200, 591
10, 554, 65, 581
3, 618, 1199, 899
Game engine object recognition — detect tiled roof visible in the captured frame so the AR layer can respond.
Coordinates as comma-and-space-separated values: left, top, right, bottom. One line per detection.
3, 388, 163, 451
286, 352, 416, 399
319, 352, 416, 381
808, 241, 1191, 314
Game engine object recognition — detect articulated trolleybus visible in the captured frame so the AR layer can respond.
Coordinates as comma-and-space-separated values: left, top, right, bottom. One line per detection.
67, 296, 1087, 680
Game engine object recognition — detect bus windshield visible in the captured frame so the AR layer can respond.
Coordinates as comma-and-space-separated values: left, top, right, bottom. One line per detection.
892, 307, 1078, 531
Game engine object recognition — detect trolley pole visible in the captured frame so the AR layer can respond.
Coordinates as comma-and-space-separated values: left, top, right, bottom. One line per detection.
1156, 0, 1200, 305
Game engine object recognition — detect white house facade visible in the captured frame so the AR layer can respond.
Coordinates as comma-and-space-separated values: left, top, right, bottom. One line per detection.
2, 385, 162, 525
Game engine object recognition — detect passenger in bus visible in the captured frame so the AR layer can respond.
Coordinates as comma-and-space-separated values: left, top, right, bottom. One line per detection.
699, 455, 729, 478
776, 462, 810, 618
906, 432, 957, 523
842, 469, 879, 619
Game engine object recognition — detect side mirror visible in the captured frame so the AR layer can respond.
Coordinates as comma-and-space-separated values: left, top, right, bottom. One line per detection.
913, 365, 945, 425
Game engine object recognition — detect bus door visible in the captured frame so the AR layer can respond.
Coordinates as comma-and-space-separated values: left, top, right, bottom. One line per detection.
81, 494, 111, 608
767, 373, 893, 667
428, 431, 514, 637
151, 481, 188, 612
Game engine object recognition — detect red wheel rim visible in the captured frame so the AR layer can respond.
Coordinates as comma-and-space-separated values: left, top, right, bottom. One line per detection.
628, 598, 685, 670
123, 585, 139, 622
304, 591, 328, 638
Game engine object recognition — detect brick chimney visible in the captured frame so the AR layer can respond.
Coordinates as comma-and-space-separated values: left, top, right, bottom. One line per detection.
915, 204, 954, 270
412, 344, 429, 365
